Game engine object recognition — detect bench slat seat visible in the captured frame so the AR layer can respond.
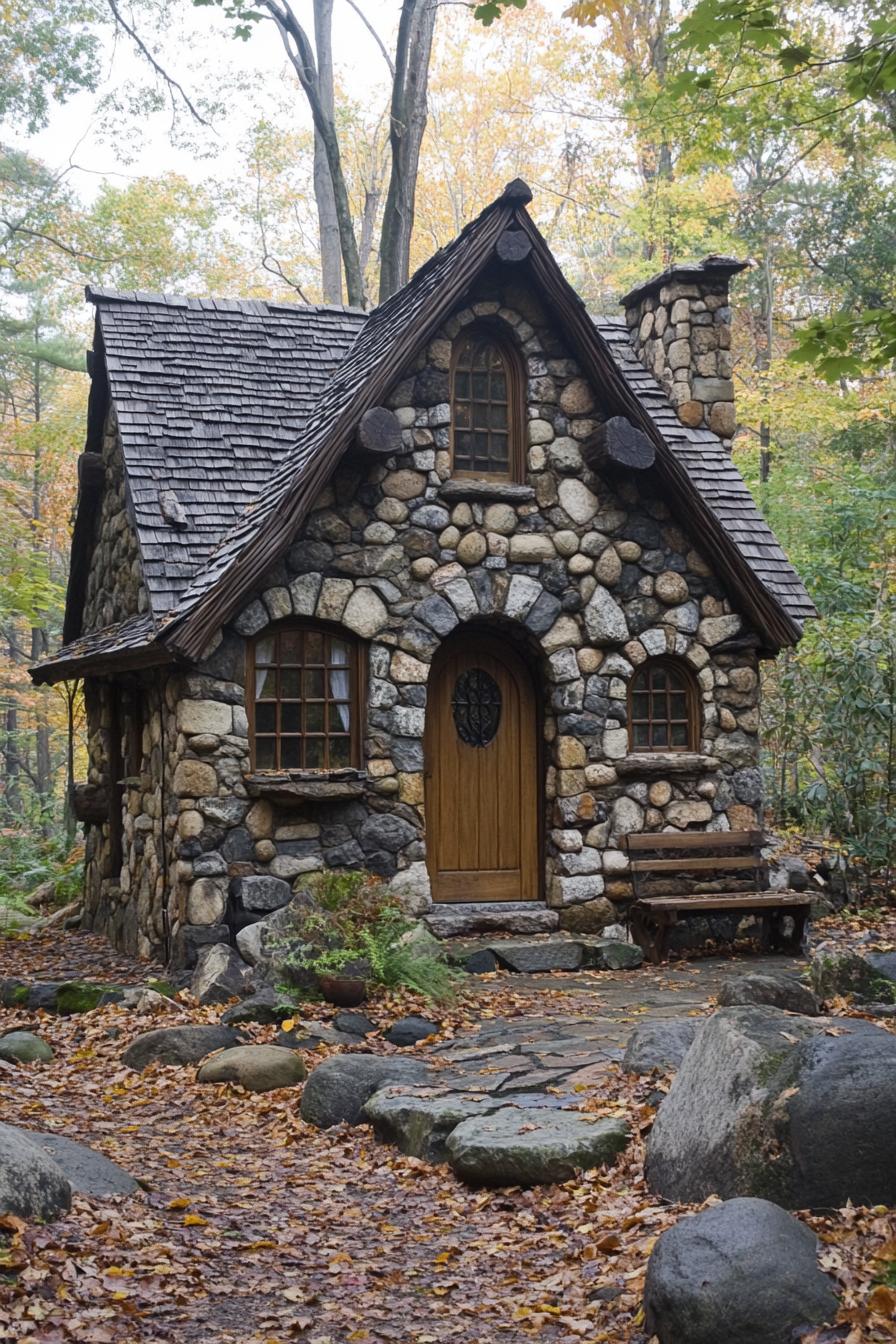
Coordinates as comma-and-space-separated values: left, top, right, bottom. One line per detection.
626, 830, 763, 852
629, 855, 759, 873
625, 829, 811, 963
636, 892, 809, 911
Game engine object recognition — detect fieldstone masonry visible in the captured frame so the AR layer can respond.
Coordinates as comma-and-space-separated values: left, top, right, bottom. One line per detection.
622, 256, 749, 444
79, 266, 764, 962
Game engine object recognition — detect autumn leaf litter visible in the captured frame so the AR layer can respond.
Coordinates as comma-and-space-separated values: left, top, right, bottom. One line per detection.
0, 932, 893, 1343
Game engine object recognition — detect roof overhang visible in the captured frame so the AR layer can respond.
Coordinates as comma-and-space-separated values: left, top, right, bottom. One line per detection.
30, 616, 174, 686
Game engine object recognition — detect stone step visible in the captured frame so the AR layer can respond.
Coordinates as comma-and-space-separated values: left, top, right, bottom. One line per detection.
423, 902, 560, 940
487, 938, 584, 973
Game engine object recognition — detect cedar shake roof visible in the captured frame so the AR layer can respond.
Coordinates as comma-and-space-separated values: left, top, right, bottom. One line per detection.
596, 318, 817, 626
35, 182, 814, 685
87, 290, 367, 618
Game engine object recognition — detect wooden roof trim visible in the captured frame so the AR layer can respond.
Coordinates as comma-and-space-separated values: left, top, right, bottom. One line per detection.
62, 318, 109, 645
31, 637, 173, 686
160, 193, 518, 662
515, 214, 802, 651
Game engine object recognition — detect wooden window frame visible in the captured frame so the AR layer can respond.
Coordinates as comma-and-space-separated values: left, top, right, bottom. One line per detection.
450, 323, 524, 483
247, 621, 364, 773
627, 657, 698, 753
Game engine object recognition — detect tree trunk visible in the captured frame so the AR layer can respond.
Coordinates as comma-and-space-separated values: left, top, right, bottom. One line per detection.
312, 0, 342, 303
758, 251, 774, 483
266, 0, 366, 306
378, 0, 438, 301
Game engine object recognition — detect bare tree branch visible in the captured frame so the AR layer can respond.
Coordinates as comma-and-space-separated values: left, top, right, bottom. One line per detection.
105, 0, 213, 129
340, 0, 395, 77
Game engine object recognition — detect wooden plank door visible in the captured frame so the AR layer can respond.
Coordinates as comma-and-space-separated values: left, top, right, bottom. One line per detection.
425, 634, 539, 903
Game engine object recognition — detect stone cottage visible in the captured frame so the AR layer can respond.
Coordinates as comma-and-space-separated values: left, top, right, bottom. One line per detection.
33, 181, 815, 965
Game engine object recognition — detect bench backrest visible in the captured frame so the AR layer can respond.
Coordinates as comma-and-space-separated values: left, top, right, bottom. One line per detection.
625, 830, 767, 900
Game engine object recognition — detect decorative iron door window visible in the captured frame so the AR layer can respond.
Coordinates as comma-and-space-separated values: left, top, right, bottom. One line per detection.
452, 667, 502, 747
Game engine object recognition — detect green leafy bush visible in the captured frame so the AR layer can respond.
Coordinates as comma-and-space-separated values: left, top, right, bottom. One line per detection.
0, 827, 84, 920
273, 870, 461, 1003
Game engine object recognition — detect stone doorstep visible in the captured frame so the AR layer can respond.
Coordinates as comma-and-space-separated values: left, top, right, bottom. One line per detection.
440, 933, 643, 975
423, 903, 560, 939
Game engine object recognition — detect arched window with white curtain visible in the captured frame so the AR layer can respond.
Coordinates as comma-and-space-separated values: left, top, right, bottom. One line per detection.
249, 623, 361, 771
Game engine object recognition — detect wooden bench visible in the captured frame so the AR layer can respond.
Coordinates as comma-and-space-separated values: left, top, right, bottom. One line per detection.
624, 830, 811, 964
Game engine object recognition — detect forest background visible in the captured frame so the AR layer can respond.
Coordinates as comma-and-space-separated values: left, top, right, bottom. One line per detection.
1, 0, 893, 908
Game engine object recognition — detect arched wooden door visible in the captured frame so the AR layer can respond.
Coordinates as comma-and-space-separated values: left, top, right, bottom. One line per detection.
425, 633, 539, 903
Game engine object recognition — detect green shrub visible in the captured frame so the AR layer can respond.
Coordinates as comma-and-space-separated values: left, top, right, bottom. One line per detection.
274, 870, 461, 1003
0, 827, 84, 916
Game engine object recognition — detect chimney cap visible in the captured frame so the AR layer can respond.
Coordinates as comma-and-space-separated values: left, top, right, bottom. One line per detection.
619, 255, 749, 309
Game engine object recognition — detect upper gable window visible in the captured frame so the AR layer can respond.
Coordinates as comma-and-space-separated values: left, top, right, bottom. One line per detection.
249, 623, 361, 772
451, 327, 522, 480
628, 658, 698, 752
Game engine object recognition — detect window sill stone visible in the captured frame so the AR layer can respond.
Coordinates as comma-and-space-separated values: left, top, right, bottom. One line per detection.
244, 769, 368, 803
615, 752, 719, 776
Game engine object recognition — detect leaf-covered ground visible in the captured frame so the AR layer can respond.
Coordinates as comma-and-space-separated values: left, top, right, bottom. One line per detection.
0, 930, 893, 1344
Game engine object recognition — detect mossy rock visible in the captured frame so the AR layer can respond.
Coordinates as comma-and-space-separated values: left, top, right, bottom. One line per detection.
0, 1032, 54, 1064
144, 979, 177, 999
0, 980, 30, 1007
56, 982, 123, 1015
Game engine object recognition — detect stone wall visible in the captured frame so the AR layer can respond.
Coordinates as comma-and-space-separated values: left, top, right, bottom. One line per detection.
159, 266, 762, 960
81, 674, 168, 959
82, 406, 148, 632
622, 257, 747, 444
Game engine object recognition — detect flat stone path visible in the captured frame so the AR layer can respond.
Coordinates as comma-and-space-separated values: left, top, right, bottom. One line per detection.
359, 953, 807, 1172
472, 952, 805, 1050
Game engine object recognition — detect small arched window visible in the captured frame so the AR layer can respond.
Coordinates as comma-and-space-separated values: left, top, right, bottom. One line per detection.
451, 327, 522, 480
249, 623, 361, 771
628, 659, 698, 752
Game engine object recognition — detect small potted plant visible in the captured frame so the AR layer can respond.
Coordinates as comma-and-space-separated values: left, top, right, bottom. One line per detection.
312, 950, 371, 1006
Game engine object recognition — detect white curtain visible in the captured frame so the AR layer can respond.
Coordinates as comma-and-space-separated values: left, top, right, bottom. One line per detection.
329, 641, 351, 731
255, 638, 274, 699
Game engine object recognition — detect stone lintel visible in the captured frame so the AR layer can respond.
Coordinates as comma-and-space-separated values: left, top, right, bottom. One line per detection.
439, 480, 535, 505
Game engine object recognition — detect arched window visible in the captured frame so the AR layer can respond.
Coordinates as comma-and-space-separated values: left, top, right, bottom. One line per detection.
628, 659, 698, 752
249, 623, 361, 771
451, 327, 522, 480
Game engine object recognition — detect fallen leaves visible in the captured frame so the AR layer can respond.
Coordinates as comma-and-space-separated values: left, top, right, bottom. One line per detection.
0, 929, 894, 1342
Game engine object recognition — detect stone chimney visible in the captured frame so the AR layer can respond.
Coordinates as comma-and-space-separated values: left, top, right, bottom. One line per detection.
620, 256, 749, 444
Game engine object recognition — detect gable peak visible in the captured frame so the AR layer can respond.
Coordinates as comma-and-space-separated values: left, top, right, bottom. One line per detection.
500, 178, 533, 205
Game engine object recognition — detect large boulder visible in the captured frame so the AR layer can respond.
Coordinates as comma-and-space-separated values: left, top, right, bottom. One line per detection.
25, 1132, 139, 1197
717, 971, 819, 1015
644, 1198, 838, 1344
0, 1123, 71, 1220
646, 1005, 896, 1208
363, 1089, 505, 1162
122, 1024, 242, 1071
196, 1045, 306, 1092
446, 1109, 630, 1187
190, 943, 249, 1005
245, 898, 322, 988
810, 947, 896, 1003
0, 1031, 54, 1063
300, 1054, 431, 1128
622, 1019, 698, 1075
